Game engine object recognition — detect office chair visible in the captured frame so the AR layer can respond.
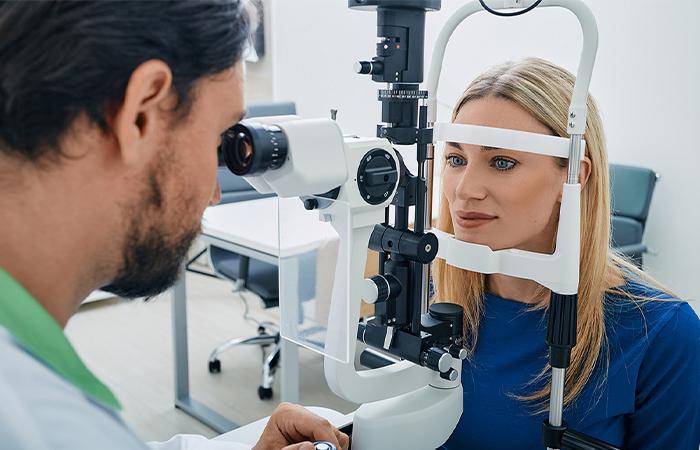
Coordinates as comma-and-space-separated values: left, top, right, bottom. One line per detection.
609, 163, 659, 268
206, 245, 281, 401
187, 101, 295, 400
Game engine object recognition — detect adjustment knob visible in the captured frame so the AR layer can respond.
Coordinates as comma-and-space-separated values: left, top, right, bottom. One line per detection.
449, 345, 468, 360
357, 148, 398, 205
354, 61, 372, 74
313, 442, 337, 450
440, 368, 458, 382
363, 274, 402, 304
354, 60, 383, 75
421, 347, 453, 373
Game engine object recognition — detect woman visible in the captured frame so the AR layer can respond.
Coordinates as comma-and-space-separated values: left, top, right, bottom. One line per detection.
433, 58, 700, 449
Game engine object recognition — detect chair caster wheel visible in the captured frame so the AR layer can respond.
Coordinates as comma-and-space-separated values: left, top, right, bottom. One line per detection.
258, 386, 273, 400
208, 359, 221, 374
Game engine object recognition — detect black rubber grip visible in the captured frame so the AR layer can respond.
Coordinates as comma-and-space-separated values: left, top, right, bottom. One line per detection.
546, 292, 578, 368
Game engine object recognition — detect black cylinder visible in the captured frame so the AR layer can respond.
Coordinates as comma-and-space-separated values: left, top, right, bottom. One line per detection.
368, 224, 438, 264
546, 292, 578, 369
360, 348, 397, 369
429, 302, 464, 338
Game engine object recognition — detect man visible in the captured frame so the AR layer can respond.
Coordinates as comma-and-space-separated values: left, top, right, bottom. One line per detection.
0, 2, 349, 449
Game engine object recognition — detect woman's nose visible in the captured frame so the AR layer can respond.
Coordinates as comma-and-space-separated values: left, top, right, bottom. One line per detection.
455, 166, 488, 201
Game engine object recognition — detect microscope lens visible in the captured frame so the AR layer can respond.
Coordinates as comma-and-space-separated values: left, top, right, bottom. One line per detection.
235, 132, 253, 166
221, 120, 288, 176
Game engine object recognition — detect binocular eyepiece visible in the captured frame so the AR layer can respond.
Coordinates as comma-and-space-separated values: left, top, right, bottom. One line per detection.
219, 121, 289, 176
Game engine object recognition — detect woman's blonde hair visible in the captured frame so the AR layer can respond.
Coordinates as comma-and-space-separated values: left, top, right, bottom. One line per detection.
432, 57, 673, 409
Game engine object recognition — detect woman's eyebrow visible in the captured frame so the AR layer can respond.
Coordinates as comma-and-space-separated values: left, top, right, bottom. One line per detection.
446, 142, 500, 152
446, 141, 465, 151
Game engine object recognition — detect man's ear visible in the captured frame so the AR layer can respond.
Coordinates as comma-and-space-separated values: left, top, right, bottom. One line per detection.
111, 60, 174, 166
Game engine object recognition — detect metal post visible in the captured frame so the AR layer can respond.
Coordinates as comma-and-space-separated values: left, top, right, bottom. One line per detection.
172, 266, 190, 401
171, 265, 237, 433
567, 134, 583, 184
548, 367, 566, 427
280, 338, 300, 403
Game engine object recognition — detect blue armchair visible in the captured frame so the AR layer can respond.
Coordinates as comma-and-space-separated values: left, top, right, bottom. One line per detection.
609, 163, 659, 268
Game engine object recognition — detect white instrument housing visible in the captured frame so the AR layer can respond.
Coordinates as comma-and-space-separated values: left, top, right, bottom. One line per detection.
240, 0, 599, 448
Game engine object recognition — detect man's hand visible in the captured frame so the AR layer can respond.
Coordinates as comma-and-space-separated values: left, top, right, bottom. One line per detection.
252, 403, 350, 450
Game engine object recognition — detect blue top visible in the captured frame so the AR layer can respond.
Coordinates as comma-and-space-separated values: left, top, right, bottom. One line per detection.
441, 281, 700, 449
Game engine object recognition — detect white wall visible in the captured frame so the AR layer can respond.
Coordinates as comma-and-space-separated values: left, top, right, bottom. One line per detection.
268, 0, 700, 311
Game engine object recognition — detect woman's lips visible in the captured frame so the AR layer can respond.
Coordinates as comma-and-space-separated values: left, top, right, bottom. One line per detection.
455, 211, 497, 229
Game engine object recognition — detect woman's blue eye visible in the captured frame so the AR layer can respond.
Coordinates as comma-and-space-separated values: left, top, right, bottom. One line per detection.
492, 157, 516, 171
447, 155, 465, 167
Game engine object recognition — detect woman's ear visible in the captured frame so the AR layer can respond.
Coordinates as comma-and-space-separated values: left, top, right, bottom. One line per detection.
579, 156, 592, 188
557, 156, 591, 202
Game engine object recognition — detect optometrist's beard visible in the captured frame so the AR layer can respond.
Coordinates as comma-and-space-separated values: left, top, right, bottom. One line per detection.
101, 163, 201, 299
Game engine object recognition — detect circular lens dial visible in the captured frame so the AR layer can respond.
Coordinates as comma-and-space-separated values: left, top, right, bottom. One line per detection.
220, 121, 288, 176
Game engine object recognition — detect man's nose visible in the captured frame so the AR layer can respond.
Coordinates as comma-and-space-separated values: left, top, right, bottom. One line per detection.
455, 165, 488, 201
209, 180, 222, 206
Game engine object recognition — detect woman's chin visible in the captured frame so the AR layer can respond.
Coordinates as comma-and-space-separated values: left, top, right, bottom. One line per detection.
454, 231, 490, 247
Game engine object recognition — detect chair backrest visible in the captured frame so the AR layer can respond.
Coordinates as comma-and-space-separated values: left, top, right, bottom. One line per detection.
217, 101, 296, 205
609, 163, 658, 247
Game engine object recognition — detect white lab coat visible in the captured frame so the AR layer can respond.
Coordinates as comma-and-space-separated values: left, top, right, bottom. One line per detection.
0, 328, 251, 450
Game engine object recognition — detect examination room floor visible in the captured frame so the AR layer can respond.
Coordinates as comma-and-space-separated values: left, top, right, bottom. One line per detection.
65, 269, 357, 442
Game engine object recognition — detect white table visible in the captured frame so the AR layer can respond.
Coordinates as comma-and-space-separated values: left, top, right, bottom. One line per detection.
171, 197, 337, 433
214, 407, 353, 447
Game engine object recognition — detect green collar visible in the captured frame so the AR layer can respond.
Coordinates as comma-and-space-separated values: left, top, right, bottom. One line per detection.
0, 267, 121, 410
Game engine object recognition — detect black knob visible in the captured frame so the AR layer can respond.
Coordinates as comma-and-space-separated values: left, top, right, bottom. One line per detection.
369, 274, 402, 303
440, 368, 458, 382
354, 61, 372, 74
449, 345, 468, 360
413, 232, 438, 264
421, 347, 452, 373
354, 60, 383, 75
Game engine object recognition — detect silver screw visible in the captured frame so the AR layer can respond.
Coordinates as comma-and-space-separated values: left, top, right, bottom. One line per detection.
570, 112, 576, 118
569, 122, 575, 128
425, 244, 432, 252
330, 109, 338, 121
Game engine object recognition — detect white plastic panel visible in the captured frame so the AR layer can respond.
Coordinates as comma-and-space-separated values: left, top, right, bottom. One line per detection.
432, 183, 581, 294
277, 196, 352, 364
433, 122, 586, 160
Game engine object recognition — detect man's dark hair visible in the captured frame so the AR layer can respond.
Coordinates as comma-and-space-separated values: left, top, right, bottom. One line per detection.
0, 1, 251, 162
